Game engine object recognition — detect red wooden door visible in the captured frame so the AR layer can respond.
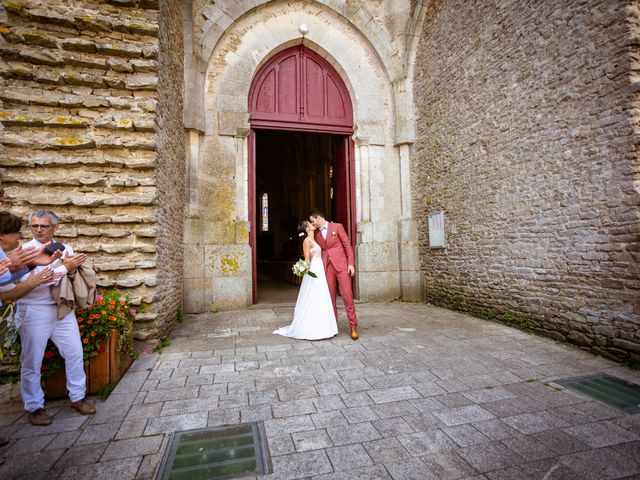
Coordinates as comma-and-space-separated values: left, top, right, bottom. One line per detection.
334, 136, 356, 250
248, 130, 257, 303
249, 46, 353, 134
334, 135, 357, 297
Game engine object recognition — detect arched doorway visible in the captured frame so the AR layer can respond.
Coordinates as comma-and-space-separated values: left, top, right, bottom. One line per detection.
248, 45, 356, 303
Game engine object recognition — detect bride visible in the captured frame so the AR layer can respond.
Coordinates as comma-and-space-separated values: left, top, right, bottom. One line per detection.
273, 220, 338, 340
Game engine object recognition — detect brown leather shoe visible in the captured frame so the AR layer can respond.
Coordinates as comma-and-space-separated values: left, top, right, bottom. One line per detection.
70, 399, 96, 415
28, 408, 52, 426
350, 327, 359, 340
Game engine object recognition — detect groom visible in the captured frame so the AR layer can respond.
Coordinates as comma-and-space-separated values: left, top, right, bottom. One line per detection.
309, 209, 359, 340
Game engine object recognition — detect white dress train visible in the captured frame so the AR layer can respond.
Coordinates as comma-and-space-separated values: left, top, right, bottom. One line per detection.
273, 241, 338, 340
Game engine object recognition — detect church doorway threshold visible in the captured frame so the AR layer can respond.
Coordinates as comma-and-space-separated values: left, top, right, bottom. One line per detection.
255, 272, 297, 306
251, 128, 352, 304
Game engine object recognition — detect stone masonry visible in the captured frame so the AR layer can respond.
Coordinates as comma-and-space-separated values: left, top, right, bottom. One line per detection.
0, 0, 185, 339
413, 0, 640, 361
153, 0, 185, 338
1, 0, 638, 361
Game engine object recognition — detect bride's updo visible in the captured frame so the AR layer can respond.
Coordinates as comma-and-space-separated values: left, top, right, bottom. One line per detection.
297, 220, 309, 237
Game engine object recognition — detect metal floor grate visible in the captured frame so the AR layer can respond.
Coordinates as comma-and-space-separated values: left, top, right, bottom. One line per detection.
557, 374, 640, 413
156, 423, 271, 480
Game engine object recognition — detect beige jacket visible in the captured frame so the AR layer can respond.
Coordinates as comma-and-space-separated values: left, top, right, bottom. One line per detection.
51, 263, 97, 320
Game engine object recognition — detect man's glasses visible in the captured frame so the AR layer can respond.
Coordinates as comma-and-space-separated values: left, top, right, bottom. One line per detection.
29, 224, 53, 230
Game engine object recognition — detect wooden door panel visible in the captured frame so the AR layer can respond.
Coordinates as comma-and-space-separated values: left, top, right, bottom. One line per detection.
327, 76, 346, 119
305, 57, 325, 118
277, 55, 298, 115
255, 70, 276, 113
249, 45, 352, 132
248, 129, 257, 304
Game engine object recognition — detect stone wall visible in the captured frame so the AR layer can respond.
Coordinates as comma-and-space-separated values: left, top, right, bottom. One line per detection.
153, 0, 185, 337
413, 0, 640, 361
0, 0, 184, 339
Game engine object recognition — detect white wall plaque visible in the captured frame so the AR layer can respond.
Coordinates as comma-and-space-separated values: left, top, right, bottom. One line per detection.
428, 211, 445, 248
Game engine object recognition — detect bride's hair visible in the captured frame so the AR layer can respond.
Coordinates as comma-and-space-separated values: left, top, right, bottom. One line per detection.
297, 220, 309, 237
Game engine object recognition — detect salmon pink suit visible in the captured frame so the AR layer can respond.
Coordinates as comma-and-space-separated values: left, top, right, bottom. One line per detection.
314, 222, 358, 328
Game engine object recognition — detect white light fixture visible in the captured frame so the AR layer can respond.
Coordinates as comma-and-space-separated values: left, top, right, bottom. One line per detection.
298, 23, 309, 36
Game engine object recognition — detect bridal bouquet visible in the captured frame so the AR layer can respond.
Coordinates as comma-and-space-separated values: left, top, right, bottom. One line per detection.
292, 259, 317, 278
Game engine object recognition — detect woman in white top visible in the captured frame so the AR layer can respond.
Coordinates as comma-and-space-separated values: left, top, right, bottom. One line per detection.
273, 220, 338, 340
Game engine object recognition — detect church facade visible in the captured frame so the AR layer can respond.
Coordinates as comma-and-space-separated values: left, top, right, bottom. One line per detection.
0, 0, 637, 362
182, 0, 422, 313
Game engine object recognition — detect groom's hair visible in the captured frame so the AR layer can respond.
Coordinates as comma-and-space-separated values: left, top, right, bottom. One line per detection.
309, 209, 324, 219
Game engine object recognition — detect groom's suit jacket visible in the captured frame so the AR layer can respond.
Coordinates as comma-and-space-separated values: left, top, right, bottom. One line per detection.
314, 222, 354, 273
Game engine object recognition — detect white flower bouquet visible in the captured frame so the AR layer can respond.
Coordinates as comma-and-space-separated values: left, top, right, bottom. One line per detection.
292, 259, 317, 278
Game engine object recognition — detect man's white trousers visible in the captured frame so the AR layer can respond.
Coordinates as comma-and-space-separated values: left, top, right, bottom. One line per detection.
16, 304, 86, 412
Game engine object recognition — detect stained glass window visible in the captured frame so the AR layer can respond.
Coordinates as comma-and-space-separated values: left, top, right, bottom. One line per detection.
261, 193, 268, 231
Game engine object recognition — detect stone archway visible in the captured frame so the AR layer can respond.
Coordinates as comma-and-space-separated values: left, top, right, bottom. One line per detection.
182, 1, 424, 313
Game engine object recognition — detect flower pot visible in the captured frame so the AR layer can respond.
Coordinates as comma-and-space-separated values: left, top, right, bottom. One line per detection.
88, 328, 133, 393
45, 329, 132, 398
111, 328, 134, 379
43, 363, 89, 400
43, 366, 69, 399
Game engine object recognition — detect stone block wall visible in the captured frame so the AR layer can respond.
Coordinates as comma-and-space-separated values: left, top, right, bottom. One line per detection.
0, 0, 185, 339
153, 0, 185, 337
413, 0, 640, 361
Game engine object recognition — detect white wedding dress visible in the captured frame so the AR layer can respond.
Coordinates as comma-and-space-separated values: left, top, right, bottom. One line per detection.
273, 241, 338, 340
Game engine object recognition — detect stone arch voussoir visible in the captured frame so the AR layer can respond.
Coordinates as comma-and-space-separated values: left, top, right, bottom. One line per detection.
203, 2, 394, 144
198, 0, 400, 83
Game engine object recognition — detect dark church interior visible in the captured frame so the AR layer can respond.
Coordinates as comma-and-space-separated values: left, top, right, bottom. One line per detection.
255, 129, 342, 291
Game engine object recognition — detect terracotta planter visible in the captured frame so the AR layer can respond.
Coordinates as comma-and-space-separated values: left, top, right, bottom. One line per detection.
45, 328, 133, 399
43, 366, 83, 399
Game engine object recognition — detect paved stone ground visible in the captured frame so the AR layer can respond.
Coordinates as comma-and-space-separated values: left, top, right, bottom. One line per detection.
1, 302, 639, 479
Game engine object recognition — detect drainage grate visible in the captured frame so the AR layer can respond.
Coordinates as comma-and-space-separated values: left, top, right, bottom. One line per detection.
156, 423, 271, 480
557, 374, 640, 413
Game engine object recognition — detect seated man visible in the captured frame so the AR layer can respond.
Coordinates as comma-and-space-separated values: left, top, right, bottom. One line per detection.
15, 210, 95, 425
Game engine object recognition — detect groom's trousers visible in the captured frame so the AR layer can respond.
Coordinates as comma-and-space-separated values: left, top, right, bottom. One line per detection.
325, 261, 358, 328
